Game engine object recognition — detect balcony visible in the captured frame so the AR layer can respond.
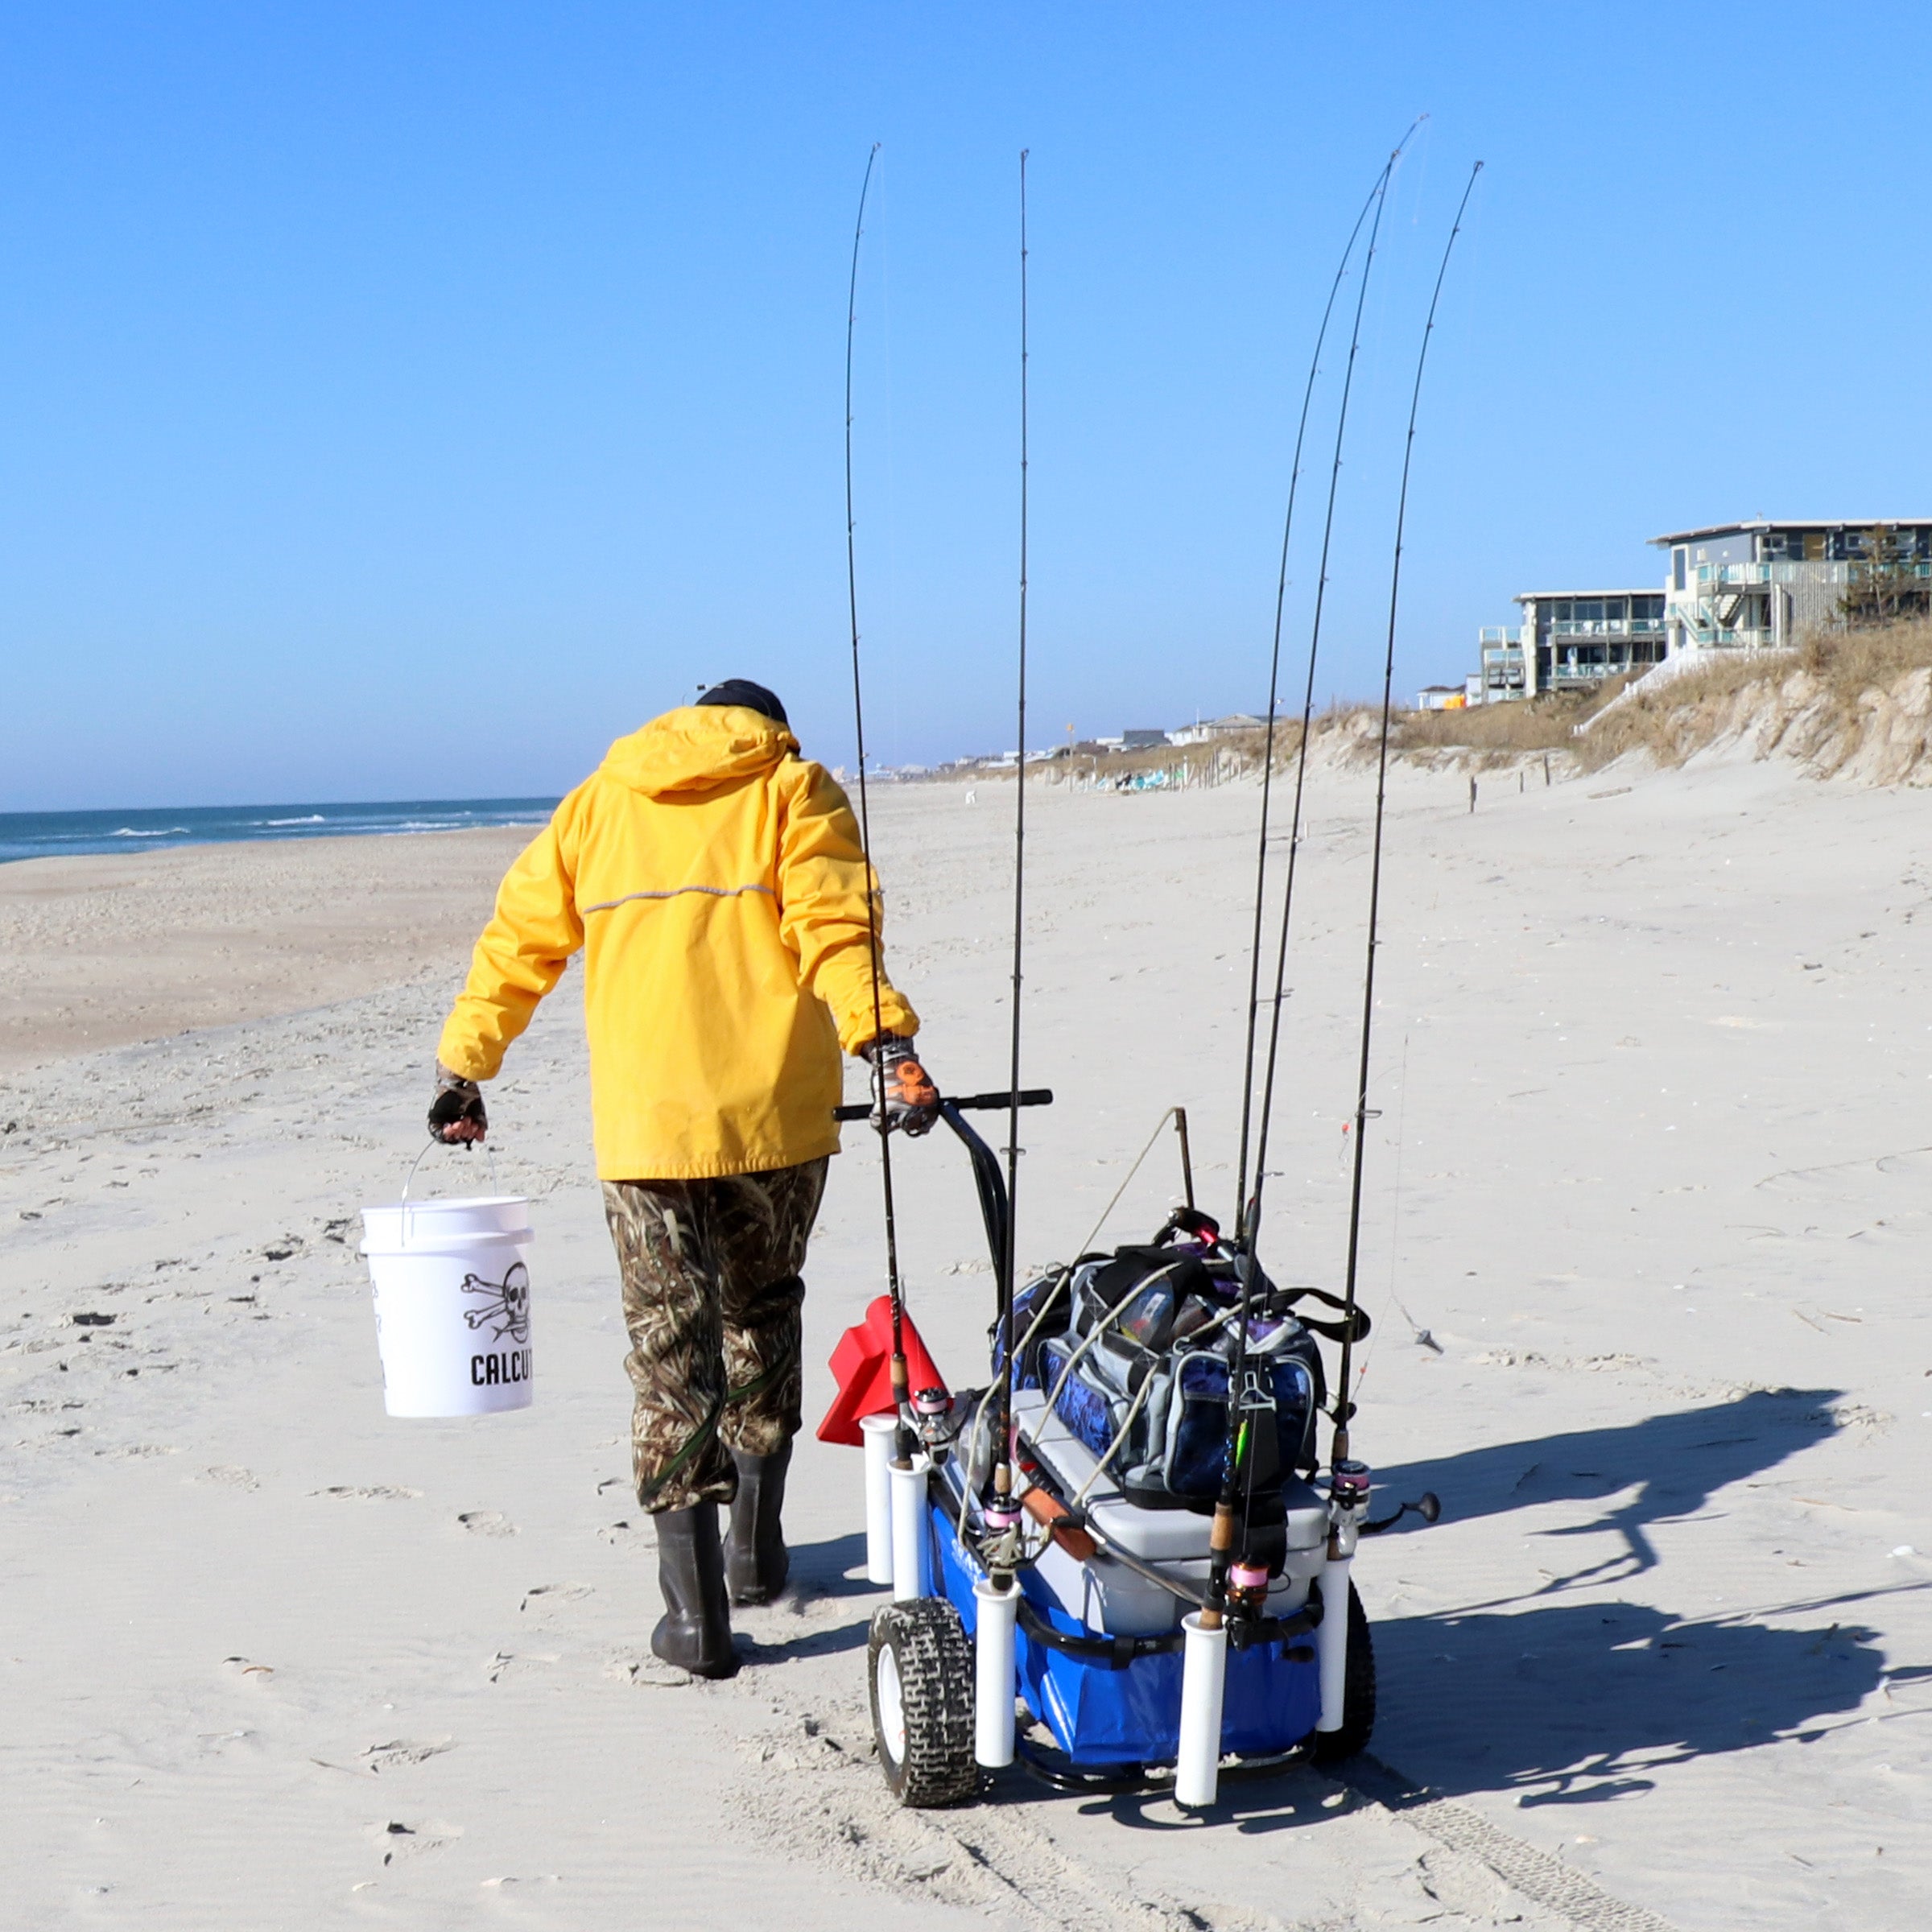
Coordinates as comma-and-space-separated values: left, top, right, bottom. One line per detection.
1548, 617, 1666, 638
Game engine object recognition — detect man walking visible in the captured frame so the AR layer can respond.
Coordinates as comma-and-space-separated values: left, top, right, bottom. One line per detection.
428, 679, 935, 1678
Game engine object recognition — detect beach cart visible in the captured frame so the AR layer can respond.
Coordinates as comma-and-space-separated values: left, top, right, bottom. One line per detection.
829, 1095, 1427, 1807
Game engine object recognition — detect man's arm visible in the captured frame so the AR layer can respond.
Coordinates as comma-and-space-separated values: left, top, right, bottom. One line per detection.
436, 808, 586, 1085
775, 762, 919, 1051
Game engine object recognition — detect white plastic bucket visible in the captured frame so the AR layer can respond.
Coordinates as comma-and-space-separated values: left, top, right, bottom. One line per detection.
359, 1194, 530, 1248
360, 1151, 535, 1418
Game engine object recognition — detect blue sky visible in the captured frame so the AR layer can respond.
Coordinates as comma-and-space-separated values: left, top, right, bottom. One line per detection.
3, 3, 1930, 807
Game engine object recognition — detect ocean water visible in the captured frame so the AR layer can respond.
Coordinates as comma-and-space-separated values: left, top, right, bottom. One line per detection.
0, 798, 560, 866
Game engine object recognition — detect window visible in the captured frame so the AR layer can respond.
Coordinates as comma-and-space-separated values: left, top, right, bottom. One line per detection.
1673, 547, 1687, 591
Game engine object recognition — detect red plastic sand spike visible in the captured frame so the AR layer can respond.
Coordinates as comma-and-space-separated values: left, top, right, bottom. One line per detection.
816, 1295, 949, 1446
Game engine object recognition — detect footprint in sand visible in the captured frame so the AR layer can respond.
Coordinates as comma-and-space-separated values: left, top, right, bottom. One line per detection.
519, 1583, 594, 1615
457, 1509, 515, 1537
608, 1654, 691, 1689
362, 1738, 455, 1773
310, 1484, 421, 1501
201, 1464, 259, 1490
373, 1818, 463, 1864
485, 1649, 559, 1682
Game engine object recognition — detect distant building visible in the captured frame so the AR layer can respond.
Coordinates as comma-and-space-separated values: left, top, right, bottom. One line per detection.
1416, 684, 1464, 711
1437, 519, 1932, 710
1652, 519, 1932, 654
1458, 590, 1666, 704
1476, 628, 1525, 701
1517, 590, 1668, 696
1121, 729, 1170, 750
1169, 713, 1269, 745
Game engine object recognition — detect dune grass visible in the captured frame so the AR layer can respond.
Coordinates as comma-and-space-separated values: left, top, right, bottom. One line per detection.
1577, 617, 1932, 774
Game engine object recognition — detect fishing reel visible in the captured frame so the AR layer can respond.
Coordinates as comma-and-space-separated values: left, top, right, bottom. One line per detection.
910, 1384, 960, 1453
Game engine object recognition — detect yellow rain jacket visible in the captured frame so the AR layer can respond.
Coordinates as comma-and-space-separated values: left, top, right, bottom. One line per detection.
436, 704, 919, 1181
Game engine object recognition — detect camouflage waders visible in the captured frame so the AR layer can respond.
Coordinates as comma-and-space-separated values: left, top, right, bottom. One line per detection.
602, 1157, 828, 1515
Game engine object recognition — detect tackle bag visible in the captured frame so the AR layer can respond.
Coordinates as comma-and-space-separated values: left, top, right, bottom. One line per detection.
1003, 1235, 1364, 1505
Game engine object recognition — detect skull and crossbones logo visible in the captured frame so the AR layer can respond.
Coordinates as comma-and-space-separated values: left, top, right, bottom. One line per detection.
460, 1261, 530, 1344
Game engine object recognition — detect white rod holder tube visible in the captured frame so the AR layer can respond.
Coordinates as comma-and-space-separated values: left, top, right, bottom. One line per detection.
890, 1453, 931, 1603
1174, 1612, 1228, 1809
973, 1579, 1018, 1768
1315, 1556, 1352, 1732
860, 1414, 898, 1585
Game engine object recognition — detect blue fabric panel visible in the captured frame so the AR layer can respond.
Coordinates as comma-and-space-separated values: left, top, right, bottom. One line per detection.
1040, 1339, 1117, 1459
931, 1496, 984, 1633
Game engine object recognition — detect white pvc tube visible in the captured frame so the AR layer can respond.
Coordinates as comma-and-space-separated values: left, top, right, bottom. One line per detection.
1316, 1555, 1352, 1732
890, 1453, 931, 1602
1174, 1612, 1228, 1809
973, 1579, 1018, 1768
860, 1414, 898, 1585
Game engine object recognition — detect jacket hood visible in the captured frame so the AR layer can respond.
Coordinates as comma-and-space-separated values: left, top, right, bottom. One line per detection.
601, 704, 801, 799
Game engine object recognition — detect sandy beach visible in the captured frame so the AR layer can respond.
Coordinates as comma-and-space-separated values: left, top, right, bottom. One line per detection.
0, 828, 538, 1072
2, 755, 1928, 1930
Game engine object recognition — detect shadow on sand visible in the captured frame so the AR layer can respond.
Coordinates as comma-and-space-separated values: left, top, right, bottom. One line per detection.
1071, 1389, 1925, 1828
733, 1530, 878, 1664
1373, 1384, 1853, 1587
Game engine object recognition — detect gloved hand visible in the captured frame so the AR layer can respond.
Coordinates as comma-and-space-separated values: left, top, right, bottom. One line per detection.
862, 1034, 939, 1137
428, 1063, 488, 1146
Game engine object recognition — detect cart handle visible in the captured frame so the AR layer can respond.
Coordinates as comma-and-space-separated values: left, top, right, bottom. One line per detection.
832, 1087, 1055, 1122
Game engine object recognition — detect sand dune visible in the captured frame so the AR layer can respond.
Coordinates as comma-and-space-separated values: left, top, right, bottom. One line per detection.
2, 758, 1927, 1929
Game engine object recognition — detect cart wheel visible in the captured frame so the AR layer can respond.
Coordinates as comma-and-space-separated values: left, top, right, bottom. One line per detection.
867, 1599, 978, 1806
1311, 1580, 1377, 1765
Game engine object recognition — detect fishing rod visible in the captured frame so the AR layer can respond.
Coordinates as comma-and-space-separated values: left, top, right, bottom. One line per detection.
1208, 135, 1406, 1624
987, 148, 1032, 1565
840, 144, 915, 1462
1331, 160, 1483, 1466
1232, 123, 1422, 1246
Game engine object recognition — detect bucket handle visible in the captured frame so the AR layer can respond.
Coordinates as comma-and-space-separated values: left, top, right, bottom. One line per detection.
398, 1138, 502, 1245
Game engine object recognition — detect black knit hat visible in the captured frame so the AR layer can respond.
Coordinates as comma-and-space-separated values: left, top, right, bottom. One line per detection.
696, 679, 788, 726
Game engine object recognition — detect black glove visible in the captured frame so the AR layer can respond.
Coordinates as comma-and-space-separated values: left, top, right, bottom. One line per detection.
428, 1064, 488, 1146
862, 1034, 939, 1137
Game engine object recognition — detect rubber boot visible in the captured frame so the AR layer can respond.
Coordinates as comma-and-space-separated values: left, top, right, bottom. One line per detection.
725, 1443, 792, 1607
650, 1504, 738, 1678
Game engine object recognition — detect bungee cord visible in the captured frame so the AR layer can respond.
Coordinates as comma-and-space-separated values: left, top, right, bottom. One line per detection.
1002, 1102, 1195, 1376
1331, 159, 1482, 1464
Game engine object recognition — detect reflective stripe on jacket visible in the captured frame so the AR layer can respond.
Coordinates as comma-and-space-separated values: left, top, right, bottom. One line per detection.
436, 704, 918, 1179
